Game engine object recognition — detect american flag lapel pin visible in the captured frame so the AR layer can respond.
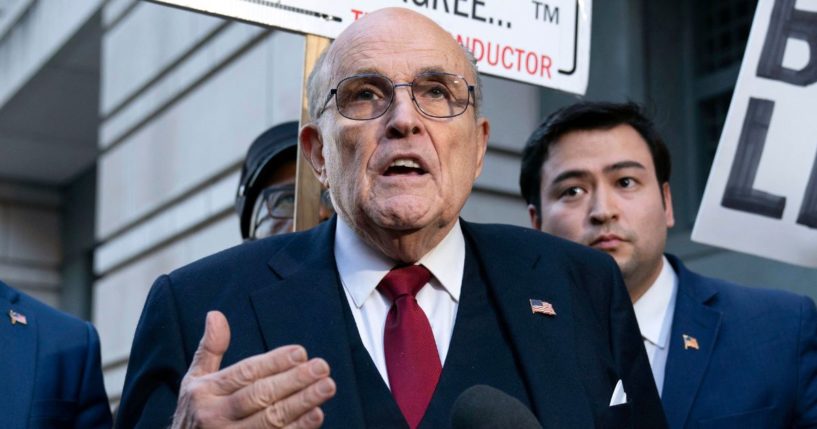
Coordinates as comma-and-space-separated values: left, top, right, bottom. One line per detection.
682, 334, 699, 350
9, 309, 27, 326
530, 299, 556, 317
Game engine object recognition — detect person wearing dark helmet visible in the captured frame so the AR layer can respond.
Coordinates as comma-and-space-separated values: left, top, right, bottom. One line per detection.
236, 121, 333, 240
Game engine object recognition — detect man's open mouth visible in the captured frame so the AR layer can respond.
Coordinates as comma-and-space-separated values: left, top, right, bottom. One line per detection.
384, 158, 428, 176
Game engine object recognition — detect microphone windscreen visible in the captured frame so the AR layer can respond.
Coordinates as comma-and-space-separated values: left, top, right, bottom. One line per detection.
450, 385, 543, 429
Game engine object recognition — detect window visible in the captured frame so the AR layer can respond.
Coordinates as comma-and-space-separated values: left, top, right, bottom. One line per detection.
691, 0, 758, 194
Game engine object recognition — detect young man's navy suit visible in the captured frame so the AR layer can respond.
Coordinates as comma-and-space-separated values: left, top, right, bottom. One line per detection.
661, 255, 817, 428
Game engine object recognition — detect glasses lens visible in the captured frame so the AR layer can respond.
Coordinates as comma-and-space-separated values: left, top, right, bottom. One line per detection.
413, 73, 470, 118
336, 75, 394, 120
250, 184, 295, 240
264, 189, 295, 219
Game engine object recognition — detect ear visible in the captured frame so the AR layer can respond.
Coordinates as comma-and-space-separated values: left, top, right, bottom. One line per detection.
662, 182, 675, 228
299, 123, 328, 186
472, 117, 491, 179
527, 204, 542, 230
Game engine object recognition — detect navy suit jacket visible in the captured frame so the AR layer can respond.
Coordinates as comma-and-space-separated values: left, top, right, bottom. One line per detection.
116, 219, 666, 428
0, 280, 112, 429
662, 255, 817, 428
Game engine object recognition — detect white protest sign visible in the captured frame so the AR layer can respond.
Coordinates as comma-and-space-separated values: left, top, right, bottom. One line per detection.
692, 0, 817, 268
148, 0, 591, 94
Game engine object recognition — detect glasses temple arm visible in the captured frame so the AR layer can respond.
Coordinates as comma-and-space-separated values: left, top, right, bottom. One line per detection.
317, 89, 337, 117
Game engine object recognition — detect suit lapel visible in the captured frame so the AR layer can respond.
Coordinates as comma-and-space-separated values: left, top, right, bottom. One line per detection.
462, 222, 594, 428
661, 256, 721, 429
249, 219, 366, 428
0, 282, 37, 429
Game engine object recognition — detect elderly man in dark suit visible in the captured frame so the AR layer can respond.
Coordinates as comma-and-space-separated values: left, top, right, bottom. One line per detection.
520, 101, 817, 428
0, 280, 112, 428
116, 8, 665, 429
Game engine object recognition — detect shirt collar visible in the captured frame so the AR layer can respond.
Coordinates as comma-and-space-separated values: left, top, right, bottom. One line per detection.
633, 256, 678, 349
334, 218, 465, 309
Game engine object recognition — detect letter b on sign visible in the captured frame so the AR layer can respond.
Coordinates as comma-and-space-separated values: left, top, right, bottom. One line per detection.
757, 0, 817, 86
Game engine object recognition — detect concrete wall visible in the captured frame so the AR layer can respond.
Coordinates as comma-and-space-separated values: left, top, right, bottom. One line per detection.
0, 0, 103, 108
0, 183, 61, 306
0, 0, 103, 312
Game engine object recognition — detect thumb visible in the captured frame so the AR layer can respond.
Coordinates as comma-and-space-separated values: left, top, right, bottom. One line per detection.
187, 311, 230, 377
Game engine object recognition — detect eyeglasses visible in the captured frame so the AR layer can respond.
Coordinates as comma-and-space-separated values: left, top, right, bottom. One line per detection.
249, 183, 335, 240
319, 72, 475, 120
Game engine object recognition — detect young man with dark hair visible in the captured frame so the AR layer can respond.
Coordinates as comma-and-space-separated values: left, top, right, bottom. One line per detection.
520, 100, 817, 428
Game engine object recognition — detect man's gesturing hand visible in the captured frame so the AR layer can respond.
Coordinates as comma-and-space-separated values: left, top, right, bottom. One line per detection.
172, 311, 337, 428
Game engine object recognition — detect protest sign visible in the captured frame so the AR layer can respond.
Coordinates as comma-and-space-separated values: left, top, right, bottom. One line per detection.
693, 0, 817, 267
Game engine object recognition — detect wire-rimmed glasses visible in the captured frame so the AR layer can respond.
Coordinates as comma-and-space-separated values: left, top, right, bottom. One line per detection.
319, 72, 475, 120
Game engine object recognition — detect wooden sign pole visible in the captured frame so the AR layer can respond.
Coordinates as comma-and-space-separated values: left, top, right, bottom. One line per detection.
294, 34, 331, 232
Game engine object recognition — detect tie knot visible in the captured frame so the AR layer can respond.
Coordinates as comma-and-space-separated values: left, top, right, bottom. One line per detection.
377, 264, 431, 301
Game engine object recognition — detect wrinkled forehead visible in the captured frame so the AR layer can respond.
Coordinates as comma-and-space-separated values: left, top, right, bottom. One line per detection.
326, 12, 472, 83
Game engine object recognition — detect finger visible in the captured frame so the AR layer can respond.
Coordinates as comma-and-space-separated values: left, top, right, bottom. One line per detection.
283, 408, 324, 429
210, 345, 308, 394
227, 358, 331, 419
239, 377, 336, 429
187, 311, 231, 377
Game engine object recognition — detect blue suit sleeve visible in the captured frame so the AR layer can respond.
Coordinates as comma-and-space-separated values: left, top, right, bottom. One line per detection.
797, 296, 817, 427
76, 323, 114, 429
116, 275, 188, 429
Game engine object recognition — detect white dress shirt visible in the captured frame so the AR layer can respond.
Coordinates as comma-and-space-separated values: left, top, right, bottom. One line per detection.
632, 255, 678, 396
334, 218, 465, 388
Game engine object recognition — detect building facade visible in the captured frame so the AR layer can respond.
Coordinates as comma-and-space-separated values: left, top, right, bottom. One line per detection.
0, 0, 814, 407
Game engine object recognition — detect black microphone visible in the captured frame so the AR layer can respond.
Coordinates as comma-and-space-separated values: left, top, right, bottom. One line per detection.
450, 385, 543, 429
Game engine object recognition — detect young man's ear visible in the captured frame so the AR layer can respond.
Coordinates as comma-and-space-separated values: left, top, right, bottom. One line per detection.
299, 124, 327, 185
528, 204, 542, 230
662, 182, 675, 228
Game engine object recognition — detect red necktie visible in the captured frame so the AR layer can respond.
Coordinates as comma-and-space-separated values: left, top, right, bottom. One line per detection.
377, 265, 441, 429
